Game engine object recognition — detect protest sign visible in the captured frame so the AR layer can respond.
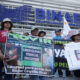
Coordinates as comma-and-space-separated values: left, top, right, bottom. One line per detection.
65, 42, 80, 70
4, 33, 54, 76
53, 40, 70, 70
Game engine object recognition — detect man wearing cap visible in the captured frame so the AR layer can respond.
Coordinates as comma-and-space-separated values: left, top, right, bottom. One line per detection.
30, 30, 47, 80
53, 29, 66, 77
53, 29, 63, 40
0, 18, 13, 80
31, 27, 39, 36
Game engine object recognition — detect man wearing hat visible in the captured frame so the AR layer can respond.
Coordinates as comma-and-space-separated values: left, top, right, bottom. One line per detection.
0, 18, 13, 80
0, 18, 13, 43
30, 29, 47, 80
0, 18, 13, 31
70, 33, 80, 42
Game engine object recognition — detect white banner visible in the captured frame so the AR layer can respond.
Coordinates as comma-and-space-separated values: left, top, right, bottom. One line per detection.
64, 42, 80, 71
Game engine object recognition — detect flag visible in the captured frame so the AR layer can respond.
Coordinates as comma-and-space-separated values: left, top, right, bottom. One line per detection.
62, 17, 71, 37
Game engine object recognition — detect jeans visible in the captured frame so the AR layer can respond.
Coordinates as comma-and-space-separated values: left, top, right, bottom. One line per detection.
0, 61, 13, 80
0, 61, 4, 79
5, 74, 13, 80
30, 75, 46, 80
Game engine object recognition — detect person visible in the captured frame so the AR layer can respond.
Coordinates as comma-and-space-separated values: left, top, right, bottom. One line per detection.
70, 33, 80, 77
0, 18, 13, 80
38, 31, 46, 37
38, 31, 47, 80
31, 27, 39, 36
30, 30, 46, 80
53, 29, 72, 77
53, 29, 66, 77
53, 29, 63, 40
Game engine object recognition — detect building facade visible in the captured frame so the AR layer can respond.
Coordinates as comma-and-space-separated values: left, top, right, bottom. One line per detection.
0, 0, 80, 38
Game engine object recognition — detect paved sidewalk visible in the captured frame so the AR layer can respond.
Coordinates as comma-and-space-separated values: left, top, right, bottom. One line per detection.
14, 77, 80, 80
